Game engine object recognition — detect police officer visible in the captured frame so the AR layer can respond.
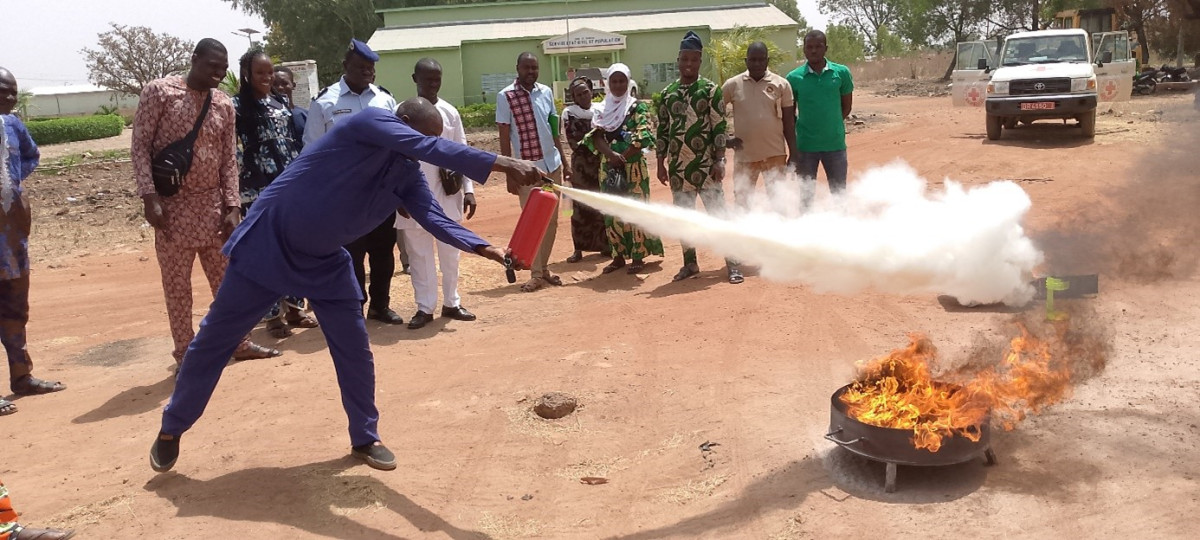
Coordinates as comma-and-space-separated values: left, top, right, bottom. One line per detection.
306, 39, 406, 324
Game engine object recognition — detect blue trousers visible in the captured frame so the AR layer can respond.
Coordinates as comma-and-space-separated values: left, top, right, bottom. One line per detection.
160, 263, 380, 447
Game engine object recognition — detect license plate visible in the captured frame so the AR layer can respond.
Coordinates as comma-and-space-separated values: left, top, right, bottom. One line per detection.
1020, 102, 1055, 110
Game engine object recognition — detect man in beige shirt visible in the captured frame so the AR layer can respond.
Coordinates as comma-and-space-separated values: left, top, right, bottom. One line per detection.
722, 42, 797, 207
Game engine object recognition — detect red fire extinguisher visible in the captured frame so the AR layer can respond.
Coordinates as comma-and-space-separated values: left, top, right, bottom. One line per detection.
505, 185, 558, 283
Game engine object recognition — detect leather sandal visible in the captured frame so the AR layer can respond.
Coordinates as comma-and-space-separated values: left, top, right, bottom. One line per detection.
232, 342, 282, 361
672, 264, 700, 282
286, 312, 319, 328
0, 398, 16, 416
266, 318, 293, 339
602, 258, 626, 274
10, 375, 66, 396
10, 527, 76, 539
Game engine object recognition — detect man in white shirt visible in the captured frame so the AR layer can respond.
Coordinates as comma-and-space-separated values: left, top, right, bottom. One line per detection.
306, 39, 406, 325
397, 59, 478, 329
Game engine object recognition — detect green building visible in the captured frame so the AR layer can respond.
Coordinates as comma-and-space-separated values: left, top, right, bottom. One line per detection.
369, 0, 800, 106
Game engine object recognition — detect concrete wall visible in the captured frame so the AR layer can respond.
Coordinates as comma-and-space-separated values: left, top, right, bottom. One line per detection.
461, 39, 544, 105
378, 0, 744, 27
374, 23, 799, 106
27, 91, 138, 119
374, 48, 466, 105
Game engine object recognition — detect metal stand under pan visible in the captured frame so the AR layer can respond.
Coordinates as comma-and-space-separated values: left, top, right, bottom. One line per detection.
826, 384, 998, 493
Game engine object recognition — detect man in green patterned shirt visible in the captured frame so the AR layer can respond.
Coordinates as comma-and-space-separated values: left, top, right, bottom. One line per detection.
655, 31, 743, 284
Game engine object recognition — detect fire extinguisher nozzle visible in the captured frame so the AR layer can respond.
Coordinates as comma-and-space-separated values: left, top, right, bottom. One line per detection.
503, 255, 517, 284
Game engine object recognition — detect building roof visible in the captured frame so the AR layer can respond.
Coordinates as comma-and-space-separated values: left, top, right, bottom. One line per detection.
368, 4, 797, 53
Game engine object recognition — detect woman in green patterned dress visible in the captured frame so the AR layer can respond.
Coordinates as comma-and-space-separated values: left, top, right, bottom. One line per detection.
588, 64, 664, 274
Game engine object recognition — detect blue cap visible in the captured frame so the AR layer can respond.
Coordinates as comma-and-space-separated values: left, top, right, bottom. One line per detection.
680, 31, 703, 51
348, 39, 379, 62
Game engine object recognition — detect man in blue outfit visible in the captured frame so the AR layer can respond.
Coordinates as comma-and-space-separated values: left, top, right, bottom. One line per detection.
1, 67, 67, 418
150, 98, 542, 472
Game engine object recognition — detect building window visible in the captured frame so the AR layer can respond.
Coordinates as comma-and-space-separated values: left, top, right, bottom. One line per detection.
643, 63, 679, 84
481, 72, 517, 101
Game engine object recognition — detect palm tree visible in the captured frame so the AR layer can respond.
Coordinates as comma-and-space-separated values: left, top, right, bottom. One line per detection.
219, 70, 239, 96
705, 25, 789, 84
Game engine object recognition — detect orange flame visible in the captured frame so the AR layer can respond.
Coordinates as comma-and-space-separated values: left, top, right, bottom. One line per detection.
840, 322, 1074, 452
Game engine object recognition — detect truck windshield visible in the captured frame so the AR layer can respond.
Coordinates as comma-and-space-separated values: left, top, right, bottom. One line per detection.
1001, 35, 1089, 66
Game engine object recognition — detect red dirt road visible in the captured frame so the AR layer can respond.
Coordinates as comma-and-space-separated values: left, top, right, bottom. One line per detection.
3, 90, 1198, 539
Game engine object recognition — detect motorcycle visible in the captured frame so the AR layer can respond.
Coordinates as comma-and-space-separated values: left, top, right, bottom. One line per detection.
1157, 64, 1191, 83
1133, 69, 1158, 95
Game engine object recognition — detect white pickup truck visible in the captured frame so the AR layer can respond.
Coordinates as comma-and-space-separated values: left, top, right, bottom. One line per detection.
952, 29, 1135, 140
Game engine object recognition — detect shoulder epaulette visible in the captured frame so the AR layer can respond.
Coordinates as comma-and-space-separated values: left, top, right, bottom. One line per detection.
377, 86, 392, 96
315, 87, 330, 100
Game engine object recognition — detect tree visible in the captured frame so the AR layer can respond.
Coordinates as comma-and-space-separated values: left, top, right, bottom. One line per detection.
825, 23, 869, 64
768, 0, 804, 22
1111, 0, 1169, 63
81, 23, 193, 96
220, 0, 381, 86
1144, 0, 1200, 64
820, 0, 907, 53
875, 25, 908, 56
705, 26, 789, 83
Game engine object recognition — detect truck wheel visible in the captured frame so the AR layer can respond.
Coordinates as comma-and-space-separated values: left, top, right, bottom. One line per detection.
1080, 109, 1096, 138
986, 114, 1002, 140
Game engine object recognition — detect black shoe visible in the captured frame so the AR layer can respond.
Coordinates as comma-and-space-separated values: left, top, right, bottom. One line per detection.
441, 305, 477, 321
351, 442, 397, 471
366, 307, 405, 325
150, 433, 179, 472
407, 311, 434, 329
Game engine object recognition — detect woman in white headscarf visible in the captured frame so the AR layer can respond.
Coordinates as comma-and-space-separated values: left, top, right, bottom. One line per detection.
561, 76, 609, 263
588, 63, 662, 275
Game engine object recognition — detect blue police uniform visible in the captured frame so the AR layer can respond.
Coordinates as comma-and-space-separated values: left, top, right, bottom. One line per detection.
160, 108, 496, 448
303, 39, 403, 318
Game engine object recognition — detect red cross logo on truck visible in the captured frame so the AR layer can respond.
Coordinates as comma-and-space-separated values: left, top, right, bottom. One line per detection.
1101, 80, 1118, 100
966, 86, 983, 106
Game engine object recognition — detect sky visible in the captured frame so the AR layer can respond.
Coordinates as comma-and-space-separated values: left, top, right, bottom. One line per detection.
1, 0, 265, 90
2, 0, 828, 92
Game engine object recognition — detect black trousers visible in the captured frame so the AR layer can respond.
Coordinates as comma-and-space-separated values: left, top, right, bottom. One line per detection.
345, 214, 397, 312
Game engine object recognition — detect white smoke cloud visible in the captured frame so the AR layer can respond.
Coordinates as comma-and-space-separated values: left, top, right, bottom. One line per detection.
560, 161, 1044, 306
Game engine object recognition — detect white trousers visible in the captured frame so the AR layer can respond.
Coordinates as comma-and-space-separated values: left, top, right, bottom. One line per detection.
402, 226, 462, 314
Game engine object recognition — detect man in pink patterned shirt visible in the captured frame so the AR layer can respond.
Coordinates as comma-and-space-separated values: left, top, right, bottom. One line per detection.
132, 39, 279, 365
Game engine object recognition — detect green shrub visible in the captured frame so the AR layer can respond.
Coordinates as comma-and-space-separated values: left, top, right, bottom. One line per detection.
459, 102, 497, 129
26, 115, 125, 145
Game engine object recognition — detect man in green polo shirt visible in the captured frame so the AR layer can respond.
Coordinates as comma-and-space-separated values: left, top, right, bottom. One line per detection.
786, 30, 854, 208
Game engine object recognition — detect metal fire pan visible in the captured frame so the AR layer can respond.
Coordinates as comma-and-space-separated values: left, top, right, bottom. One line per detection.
826, 383, 993, 468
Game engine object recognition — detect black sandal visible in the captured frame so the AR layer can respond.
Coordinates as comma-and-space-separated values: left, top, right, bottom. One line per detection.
10, 375, 66, 396
232, 342, 282, 361
602, 258, 626, 274
566, 251, 584, 263
672, 264, 700, 282
627, 259, 645, 274
266, 318, 293, 339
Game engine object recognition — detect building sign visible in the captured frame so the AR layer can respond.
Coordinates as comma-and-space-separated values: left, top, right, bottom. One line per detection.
280, 60, 319, 106
543, 28, 627, 54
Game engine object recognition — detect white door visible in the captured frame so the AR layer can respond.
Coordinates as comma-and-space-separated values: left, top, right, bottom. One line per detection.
951, 40, 996, 107
1093, 31, 1134, 102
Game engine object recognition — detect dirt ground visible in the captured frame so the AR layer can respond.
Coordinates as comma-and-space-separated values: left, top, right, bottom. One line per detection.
3, 89, 1199, 539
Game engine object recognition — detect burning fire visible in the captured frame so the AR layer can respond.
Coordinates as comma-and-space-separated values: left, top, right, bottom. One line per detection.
840, 322, 1077, 452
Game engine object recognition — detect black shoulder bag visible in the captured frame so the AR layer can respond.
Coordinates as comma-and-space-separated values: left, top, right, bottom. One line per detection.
439, 168, 464, 196
152, 91, 213, 197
